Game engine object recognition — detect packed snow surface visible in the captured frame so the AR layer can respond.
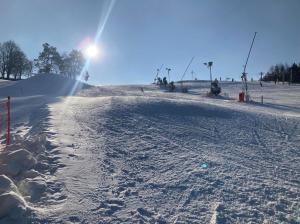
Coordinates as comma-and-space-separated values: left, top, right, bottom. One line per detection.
0, 75, 299, 223
0, 74, 90, 97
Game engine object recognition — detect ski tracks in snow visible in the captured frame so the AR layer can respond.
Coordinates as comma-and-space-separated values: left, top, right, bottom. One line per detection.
40, 95, 300, 223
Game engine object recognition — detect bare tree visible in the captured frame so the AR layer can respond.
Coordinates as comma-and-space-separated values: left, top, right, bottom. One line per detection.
0, 43, 5, 79
0, 40, 28, 80
12, 50, 27, 80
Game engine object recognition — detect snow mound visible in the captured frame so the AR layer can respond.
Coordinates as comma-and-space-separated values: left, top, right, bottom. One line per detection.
0, 135, 55, 221
0, 74, 91, 97
0, 175, 27, 220
0, 175, 19, 195
19, 177, 47, 201
22, 169, 41, 179
0, 149, 37, 177
0, 191, 27, 219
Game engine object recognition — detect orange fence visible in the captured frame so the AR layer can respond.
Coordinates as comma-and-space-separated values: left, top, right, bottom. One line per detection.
0, 96, 10, 145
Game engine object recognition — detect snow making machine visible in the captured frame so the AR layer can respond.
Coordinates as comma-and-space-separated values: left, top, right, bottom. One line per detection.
210, 79, 221, 96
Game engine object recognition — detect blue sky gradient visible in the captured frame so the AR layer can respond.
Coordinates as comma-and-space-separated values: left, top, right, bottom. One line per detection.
0, 0, 299, 84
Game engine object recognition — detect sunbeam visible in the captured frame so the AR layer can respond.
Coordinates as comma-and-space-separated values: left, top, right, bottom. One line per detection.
68, 0, 116, 98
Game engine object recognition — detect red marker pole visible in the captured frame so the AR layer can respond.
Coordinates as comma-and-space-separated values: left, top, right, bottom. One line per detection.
6, 96, 10, 145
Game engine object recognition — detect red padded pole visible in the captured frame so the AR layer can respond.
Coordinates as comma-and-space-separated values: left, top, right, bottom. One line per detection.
6, 96, 10, 145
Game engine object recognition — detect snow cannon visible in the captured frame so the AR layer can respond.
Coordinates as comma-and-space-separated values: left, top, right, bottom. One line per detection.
239, 92, 245, 102
210, 79, 221, 96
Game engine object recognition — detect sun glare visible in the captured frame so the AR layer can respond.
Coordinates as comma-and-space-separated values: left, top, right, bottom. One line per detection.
85, 44, 99, 59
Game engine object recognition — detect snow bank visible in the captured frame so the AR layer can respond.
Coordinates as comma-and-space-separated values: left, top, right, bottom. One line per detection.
0, 175, 27, 220
0, 175, 19, 194
19, 177, 47, 201
0, 149, 37, 177
0, 191, 27, 219
0, 134, 53, 221
0, 74, 91, 97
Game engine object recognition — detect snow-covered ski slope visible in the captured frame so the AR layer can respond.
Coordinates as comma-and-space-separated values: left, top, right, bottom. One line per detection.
0, 75, 299, 223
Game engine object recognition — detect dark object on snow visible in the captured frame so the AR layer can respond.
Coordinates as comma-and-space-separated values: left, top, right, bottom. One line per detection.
168, 81, 175, 92
239, 92, 245, 102
156, 77, 163, 85
162, 77, 168, 87
84, 71, 89, 82
210, 79, 221, 95
181, 87, 188, 93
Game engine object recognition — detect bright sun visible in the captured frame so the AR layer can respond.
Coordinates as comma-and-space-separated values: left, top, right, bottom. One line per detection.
85, 44, 99, 59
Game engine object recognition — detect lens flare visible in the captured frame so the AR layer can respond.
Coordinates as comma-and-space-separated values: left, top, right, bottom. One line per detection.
67, 0, 115, 99
85, 45, 99, 59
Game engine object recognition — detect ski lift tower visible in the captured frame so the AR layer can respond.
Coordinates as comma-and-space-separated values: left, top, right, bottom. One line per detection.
154, 64, 164, 84
204, 61, 213, 88
191, 70, 195, 80
242, 32, 257, 102
180, 57, 195, 92
166, 68, 171, 83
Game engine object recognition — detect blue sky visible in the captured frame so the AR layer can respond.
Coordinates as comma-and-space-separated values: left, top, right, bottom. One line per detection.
0, 0, 299, 84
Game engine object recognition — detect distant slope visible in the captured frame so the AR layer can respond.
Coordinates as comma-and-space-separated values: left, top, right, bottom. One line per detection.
0, 74, 91, 97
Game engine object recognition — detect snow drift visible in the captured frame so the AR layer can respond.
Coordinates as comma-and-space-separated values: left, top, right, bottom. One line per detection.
0, 74, 91, 97
0, 134, 58, 222
0, 174, 27, 221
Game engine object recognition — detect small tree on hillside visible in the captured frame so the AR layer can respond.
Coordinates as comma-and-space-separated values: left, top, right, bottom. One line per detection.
59, 53, 71, 77
68, 50, 84, 79
35, 43, 61, 74
60, 50, 84, 79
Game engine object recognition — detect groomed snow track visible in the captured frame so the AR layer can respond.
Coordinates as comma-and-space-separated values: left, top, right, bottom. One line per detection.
42, 95, 299, 223
0, 77, 299, 223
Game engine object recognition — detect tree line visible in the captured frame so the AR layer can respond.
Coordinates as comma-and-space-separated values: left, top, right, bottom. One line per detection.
0, 40, 84, 81
0, 41, 32, 80
262, 63, 300, 84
